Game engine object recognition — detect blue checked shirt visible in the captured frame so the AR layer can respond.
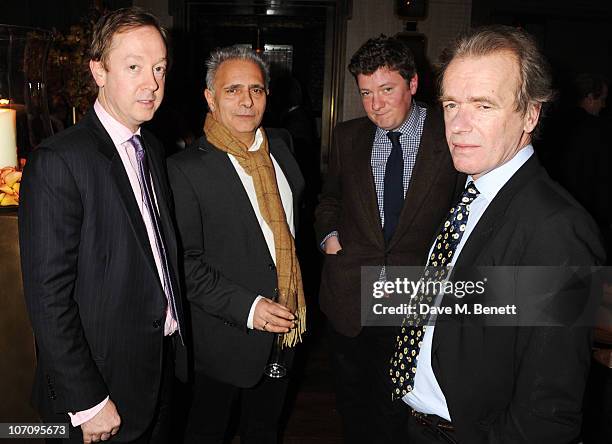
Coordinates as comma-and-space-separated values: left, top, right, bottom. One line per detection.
372, 103, 426, 228
321, 103, 427, 248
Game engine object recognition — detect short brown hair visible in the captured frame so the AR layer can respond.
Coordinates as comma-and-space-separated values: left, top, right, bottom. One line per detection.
438, 25, 555, 118
90, 7, 169, 68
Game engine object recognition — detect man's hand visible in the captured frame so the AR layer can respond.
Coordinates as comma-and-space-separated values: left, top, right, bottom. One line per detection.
253, 298, 295, 333
81, 399, 121, 443
323, 236, 342, 255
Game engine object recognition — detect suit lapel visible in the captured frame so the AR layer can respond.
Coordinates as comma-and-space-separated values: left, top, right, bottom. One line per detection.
82, 111, 161, 288
144, 133, 175, 246
143, 133, 184, 317
389, 108, 447, 250
197, 137, 276, 263
268, 130, 304, 220
454, 155, 540, 269
431, 155, 542, 356
352, 121, 384, 247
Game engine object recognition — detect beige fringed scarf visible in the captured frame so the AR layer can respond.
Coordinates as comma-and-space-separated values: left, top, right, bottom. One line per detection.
204, 113, 306, 348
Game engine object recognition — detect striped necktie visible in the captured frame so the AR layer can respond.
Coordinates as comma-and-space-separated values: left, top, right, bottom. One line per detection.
129, 135, 182, 340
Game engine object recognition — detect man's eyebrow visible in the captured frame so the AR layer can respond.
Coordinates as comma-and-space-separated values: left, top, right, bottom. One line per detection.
222, 83, 265, 89
439, 95, 498, 104
467, 95, 497, 104
124, 54, 167, 65
223, 83, 246, 89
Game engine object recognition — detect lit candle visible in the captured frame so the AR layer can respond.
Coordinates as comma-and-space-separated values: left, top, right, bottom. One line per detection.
0, 109, 18, 168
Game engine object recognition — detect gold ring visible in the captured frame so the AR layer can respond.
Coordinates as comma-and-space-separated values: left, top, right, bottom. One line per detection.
263, 321, 269, 331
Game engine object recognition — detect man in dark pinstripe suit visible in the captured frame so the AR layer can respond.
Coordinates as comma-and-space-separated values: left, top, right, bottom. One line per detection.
19, 7, 185, 443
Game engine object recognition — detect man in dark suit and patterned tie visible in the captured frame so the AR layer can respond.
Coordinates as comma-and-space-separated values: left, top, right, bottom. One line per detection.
167, 46, 305, 443
314, 35, 462, 443
19, 8, 185, 443
389, 25, 605, 443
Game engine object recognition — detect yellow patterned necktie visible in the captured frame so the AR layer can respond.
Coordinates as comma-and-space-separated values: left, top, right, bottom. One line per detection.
389, 181, 480, 400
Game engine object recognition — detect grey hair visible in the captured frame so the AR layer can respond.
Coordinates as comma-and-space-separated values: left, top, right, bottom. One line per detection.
205, 46, 270, 92
438, 25, 555, 136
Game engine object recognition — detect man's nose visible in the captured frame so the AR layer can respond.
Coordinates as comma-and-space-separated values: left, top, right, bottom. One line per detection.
448, 106, 472, 133
239, 90, 254, 107
143, 69, 160, 92
371, 93, 384, 111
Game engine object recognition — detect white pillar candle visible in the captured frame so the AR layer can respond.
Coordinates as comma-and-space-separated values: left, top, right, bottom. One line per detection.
0, 109, 17, 168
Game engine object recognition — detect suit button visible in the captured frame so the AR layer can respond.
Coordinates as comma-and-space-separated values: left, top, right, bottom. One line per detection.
273, 288, 279, 297
268, 263, 275, 270
153, 319, 162, 328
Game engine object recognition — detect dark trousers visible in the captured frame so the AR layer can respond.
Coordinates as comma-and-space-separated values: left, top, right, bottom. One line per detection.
328, 324, 405, 444
582, 355, 612, 443
45, 336, 175, 444
183, 371, 289, 444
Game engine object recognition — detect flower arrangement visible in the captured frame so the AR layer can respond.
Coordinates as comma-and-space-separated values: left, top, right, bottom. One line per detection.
47, 7, 106, 124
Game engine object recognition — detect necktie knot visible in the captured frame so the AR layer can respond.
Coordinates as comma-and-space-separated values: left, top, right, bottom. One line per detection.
387, 131, 402, 146
129, 135, 145, 161
459, 181, 480, 205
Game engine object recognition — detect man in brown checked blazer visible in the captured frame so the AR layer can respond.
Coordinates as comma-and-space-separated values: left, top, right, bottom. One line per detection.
314, 35, 462, 443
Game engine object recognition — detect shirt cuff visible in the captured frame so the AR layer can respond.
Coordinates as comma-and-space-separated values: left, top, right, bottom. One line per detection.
320, 231, 339, 251
247, 296, 264, 329
68, 396, 109, 427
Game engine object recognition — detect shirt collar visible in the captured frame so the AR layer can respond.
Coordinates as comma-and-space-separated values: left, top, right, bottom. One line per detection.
373, 102, 424, 144
94, 100, 141, 147
248, 128, 263, 152
469, 144, 534, 201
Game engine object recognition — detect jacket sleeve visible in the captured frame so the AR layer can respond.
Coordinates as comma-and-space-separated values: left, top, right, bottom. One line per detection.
167, 157, 257, 329
314, 125, 343, 245
19, 147, 108, 413
488, 207, 604, 443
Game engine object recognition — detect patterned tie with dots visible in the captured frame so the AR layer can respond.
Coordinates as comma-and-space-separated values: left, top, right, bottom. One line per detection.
389, 181, 480, 400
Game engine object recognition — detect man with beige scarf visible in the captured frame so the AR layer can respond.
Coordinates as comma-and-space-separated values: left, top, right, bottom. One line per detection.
167, 46, 305, 443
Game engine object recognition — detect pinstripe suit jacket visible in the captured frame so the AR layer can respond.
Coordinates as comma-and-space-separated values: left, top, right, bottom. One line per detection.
19, 109, 185, 441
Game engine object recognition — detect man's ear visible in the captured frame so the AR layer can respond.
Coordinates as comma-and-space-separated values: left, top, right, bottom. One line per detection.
204, 89, 216, 112
409, 74, 419, 95
523, 102, 541, 134
89, 60, 106, 88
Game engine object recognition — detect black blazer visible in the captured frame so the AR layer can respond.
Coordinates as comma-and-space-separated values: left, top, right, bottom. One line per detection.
167, 128, 304, 388
315, 106, 464, 336
19, 109, 185, 441
432, 155, 605, 443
